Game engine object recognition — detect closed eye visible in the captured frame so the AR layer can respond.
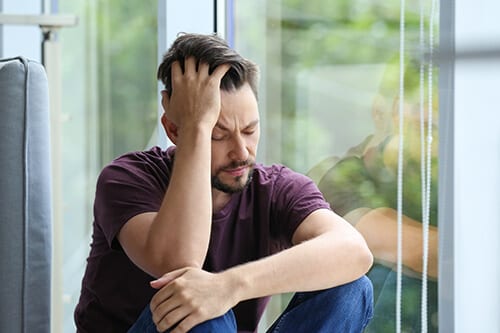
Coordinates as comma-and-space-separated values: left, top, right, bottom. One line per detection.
242, 130, 256, 136
211, 133, 228, 141
242, 120, 259, 136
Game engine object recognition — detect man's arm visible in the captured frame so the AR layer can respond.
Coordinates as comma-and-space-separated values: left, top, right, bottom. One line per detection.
149, 208, 373, 332
117, 59, 230, 278
225, 208, 373, 295
346, 207, 438, 278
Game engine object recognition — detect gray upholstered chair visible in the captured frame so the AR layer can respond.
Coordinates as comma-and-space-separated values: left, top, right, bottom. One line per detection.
0, 57, 52, 332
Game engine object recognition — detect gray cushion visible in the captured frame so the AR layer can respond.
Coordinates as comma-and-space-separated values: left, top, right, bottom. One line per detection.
0, 57, 52, 332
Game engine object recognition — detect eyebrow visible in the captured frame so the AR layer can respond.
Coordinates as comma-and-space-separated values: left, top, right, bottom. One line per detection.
215, 119, 260, 131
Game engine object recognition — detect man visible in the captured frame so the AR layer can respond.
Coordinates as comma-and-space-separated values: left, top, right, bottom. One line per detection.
74, 33, 373, 333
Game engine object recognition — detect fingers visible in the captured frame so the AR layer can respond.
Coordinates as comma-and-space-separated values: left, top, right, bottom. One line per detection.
149, 268, 227, 333
170, 60, 183, 81
171, 57, 231, 80
170, 314, 202, 333
210, 63, 231, 82
150, 267, 188, 289
166, 58, 231, 130
172, 57, 206, 77
152, 297, 181, 328
154, 305, 188, 332
150, 286, 174, 314
151, 288, 203, 333
150, 269, 189, 312
183, 57, 198, 75
155, 307, 202, 333
150, 277, 170, 290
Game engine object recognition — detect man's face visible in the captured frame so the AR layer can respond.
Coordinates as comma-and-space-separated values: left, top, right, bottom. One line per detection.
211, 83, 260, 193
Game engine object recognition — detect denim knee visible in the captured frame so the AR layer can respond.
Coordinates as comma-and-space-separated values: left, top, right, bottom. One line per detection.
344, 276, 374, 327
128, 306, 236, 333
267, 276, 374, 333
188, 310, 237, 333
346, 275, 373, 302
320, 276, 374, 331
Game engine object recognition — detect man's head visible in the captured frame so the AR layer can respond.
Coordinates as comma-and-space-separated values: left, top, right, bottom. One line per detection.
210, 83, 260, 193
158, 33, 261, 194
157, 33, 259, 99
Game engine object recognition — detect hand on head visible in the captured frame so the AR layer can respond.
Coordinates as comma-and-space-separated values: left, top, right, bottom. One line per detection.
161, 57, 231, 134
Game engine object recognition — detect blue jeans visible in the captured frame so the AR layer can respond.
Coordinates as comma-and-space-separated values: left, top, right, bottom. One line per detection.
128, 276, 373, 333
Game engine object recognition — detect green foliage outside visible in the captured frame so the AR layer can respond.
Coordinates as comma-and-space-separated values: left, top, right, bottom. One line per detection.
95, 0, 158, 164
277, 0, 436, 171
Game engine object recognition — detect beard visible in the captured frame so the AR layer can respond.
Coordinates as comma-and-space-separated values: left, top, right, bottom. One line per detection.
211, 160, 255, 194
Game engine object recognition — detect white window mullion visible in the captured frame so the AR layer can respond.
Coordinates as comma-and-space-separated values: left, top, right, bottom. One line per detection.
156, 0, 220, 148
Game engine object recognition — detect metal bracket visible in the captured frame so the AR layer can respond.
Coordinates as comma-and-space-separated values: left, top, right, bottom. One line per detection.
0, 14, 77, 29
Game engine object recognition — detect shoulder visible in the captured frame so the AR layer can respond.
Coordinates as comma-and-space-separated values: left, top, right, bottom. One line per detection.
99, 146, 174, 183
106, 146, 174, 171
251, 163, 324, 199
252, 163, 309, 184
93, 147, 173, 232
95, 146, 175, 203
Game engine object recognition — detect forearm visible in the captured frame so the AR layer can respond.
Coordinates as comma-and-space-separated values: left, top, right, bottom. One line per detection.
356, 207, 438, 278
146, 125, 213, 275
149, 211, 373, 332
223, 230, 372, 303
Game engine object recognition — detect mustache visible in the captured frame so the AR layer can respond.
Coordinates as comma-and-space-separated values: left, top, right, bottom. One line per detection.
221, 160, 253, 170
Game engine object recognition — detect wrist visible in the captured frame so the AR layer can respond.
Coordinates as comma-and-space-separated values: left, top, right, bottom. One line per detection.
220, 267, 251, 305
175, 123, 213, 149
179, 122, 212, 138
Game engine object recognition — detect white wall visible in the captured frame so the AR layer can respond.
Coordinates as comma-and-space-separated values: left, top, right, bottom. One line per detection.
453, 0, 500, 331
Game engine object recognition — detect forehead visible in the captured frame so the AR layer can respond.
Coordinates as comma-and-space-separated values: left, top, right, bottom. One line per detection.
218, 83, 259, 126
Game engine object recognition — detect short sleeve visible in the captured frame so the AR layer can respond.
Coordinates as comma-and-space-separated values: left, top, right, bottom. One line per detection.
271, 166, 331, 244
317, 156, 388, 216
93, 149, 171, 248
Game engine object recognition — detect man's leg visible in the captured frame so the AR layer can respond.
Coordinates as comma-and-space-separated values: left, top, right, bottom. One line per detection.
266, 275, 373, 333
127, 306, 237, 333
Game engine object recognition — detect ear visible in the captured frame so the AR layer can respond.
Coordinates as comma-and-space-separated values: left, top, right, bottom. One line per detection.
161, 89, 170, 113
161, 113, 179, 144
160, 90, 179, 144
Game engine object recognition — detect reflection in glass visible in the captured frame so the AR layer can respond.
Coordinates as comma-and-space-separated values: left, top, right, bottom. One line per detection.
233, 1, 438, 332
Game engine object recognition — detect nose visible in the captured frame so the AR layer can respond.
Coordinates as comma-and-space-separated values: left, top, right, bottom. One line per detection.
228, 134, 249, 162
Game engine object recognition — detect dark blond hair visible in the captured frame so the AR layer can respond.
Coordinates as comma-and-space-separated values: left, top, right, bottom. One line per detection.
157, 33, 259, 99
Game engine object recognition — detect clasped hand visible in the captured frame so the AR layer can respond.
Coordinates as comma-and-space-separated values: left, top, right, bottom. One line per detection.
150, 267, 237, 333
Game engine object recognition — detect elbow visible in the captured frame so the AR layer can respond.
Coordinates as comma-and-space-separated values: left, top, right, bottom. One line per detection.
146, 259, 203, 279
350, 236, 374, 278
167, 259, 203, 271
142, 244, 205, 278
359, 243, 374, 275
143, 232, 207, 278
148, 255, 204, 278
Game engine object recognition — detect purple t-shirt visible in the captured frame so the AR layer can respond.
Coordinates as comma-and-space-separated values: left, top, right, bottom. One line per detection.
74, 146, 331, 333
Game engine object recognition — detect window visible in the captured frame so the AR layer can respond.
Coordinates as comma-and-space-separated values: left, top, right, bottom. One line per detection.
57, 1, 157, 330
231, 1, 439, 331
4, 0, 500, 331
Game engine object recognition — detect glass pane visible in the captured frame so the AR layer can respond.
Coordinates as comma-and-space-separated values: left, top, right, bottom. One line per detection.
232, 1, 439, 332
58, 0, 157, 330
